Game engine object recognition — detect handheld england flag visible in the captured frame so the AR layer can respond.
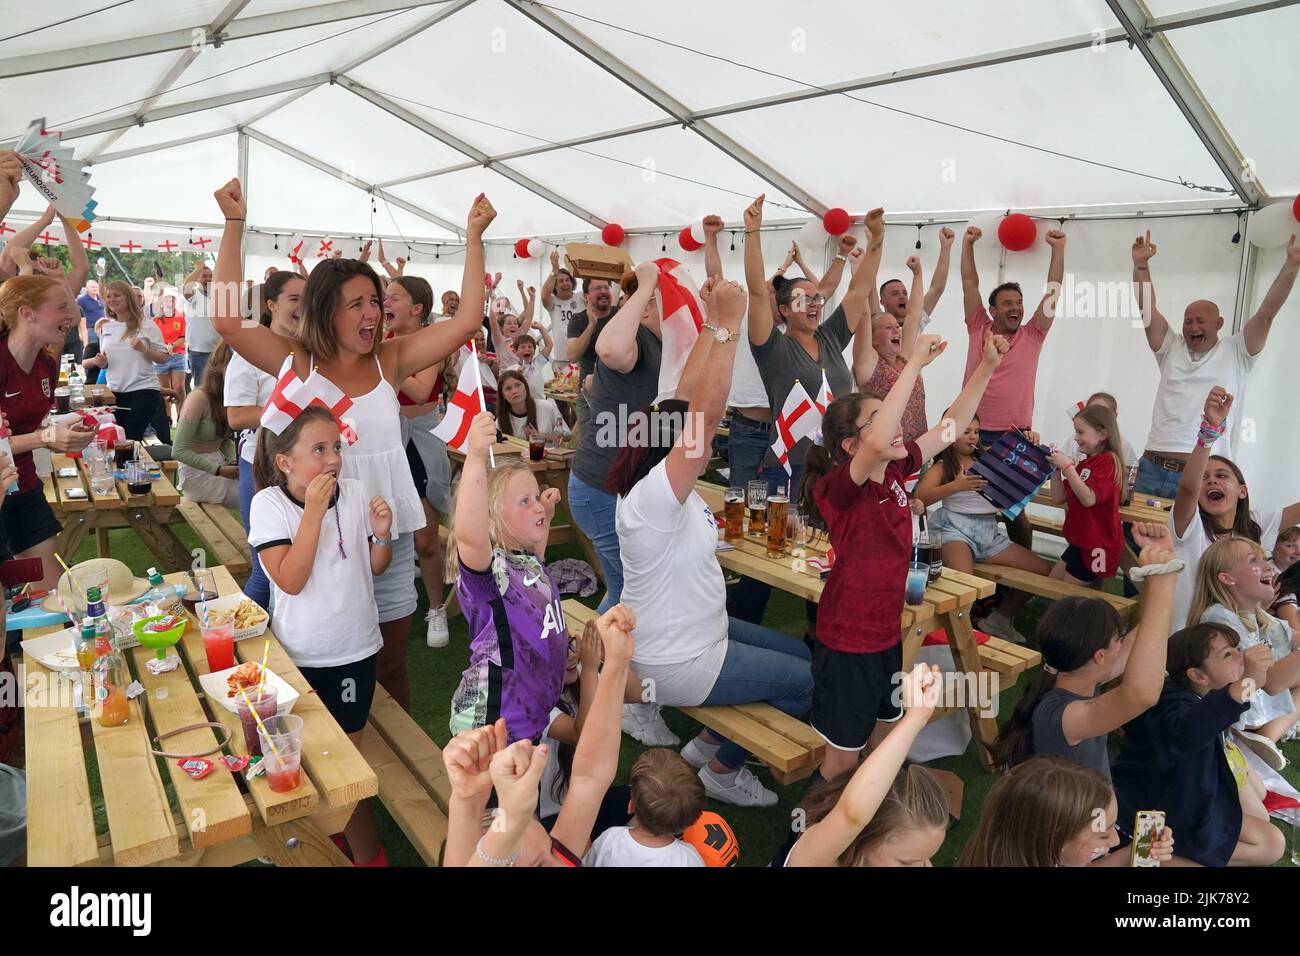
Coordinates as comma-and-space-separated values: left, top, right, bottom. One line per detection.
814, 368, 833, 415
432, 339, 487, 452
260, 354, 359, 444
652, 257, 705, 403
770, 380, 822, 475
287, 235, 306, 268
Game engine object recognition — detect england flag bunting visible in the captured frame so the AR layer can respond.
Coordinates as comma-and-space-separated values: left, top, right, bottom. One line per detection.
652, 257, 705, 403
814, 368, 833, 415
260, 354, 359, 444
287, 234, 306, 268
770, 379, 822, 475
432, 339, 488, 452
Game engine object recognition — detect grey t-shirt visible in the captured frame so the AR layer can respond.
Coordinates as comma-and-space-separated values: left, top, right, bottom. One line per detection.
750, 305, 856, 471
572, 324, 662, 489
567, 307, 619, 386
1032, 687, 1112, 782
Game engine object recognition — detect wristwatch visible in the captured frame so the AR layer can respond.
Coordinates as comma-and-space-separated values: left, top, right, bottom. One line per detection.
834, 253, 849, 262
701, 322, 739, 343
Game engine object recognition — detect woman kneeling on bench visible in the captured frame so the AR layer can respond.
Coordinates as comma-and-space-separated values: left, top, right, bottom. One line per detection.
611, 275, 812, 809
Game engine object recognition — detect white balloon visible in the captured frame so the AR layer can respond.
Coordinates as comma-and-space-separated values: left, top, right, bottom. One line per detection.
1248, 202, 1299, 250
526, 238, 544, 258
797, 218, 828, 252
689, 221, 706, 244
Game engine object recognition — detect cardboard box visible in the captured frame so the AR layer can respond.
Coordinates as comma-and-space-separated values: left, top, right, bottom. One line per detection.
563, 242, 633, 282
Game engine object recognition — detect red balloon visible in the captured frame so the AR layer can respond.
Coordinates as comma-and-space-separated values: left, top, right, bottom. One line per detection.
822, 207, 851, 236
1292, 194, 1300, 223
601, 223, 625, 246
998, 213, 1037, 251
678, 226, 702, 252
514, 237, 532, 258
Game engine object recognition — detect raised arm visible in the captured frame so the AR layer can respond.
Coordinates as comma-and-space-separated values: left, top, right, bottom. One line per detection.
0, 206, 54, 277
389, 194, 496, 382
790, 242, 820, 288
840, 209, 883, 334
1243, 236, 1300, 356
1031, 229, 1066, 331
60, 214, 89, 294
914, 332, 1007, 463
743, 195, 776, 347
702, 214, 724, 280
182, 260, 204, 299
923, 227, 955, 315
786, 664, 939, 867
899, 255, 925, 357
516, 281, 536, 333
595, 263, 659, 373
849, 335, 945, 484
817, 233, 855, 303
664, 278, 743, 502
452, 413, 497, 573
0, 151, 20, 223
960, 225, 984, 318
1173, 387, 1230, 537
1130, 230, 1168, 352
210, 179, 292, 376
1060, 527, 1178, 743
541, 250, 561, 310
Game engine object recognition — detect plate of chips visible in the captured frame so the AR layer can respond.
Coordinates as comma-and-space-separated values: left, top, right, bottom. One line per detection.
200, 594, 270, 641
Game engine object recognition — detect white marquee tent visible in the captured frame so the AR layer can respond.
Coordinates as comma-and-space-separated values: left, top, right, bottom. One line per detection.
2, 0, 1298, 501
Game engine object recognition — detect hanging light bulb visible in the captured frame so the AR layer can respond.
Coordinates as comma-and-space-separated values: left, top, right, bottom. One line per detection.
661, 234, 667, 252
730, 231, 736, 251
915, 225, 922, 250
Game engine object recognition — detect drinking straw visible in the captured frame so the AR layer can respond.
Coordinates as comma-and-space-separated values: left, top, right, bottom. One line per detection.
254, 640, 271, 702
241, 688, 284, 768
50, 585, 79, 628
53, 552, 86, 612
197, 579, 210, 631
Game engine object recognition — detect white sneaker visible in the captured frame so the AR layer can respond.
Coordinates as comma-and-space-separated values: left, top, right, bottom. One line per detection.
977, 611, 1027, 645
425, 606, 449, 648
1237, 729, 1287, 771
699, 764, 778, 808
621, 702, 681, 747
680, 737, 713, 769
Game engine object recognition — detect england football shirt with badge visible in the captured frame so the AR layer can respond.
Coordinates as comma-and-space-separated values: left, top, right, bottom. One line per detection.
0, 339, 57, 492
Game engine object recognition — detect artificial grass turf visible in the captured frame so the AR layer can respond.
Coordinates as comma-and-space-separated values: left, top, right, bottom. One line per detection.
62, 524, 1300, 867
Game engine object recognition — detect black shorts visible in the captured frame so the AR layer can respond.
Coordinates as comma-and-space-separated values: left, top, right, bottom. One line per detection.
297, 653, 378, 734
0, 486, 62, 556
810, 640, 903, 752
1060, 544, 1102, 583
405, 439, 426, 494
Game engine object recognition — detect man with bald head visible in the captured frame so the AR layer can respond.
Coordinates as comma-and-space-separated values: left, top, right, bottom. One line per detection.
1131, 230, 1300, 497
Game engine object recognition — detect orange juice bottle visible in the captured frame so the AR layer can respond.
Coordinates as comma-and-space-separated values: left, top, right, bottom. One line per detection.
93, 631, 129, 727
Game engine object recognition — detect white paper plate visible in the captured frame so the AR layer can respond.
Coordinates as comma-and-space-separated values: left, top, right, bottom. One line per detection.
199, 665, 299, 716
20, 628, 82, 672
198, 594, 270, 641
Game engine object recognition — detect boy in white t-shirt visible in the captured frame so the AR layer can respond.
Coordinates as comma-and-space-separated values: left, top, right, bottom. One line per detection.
584, 749, 706, 867
511, 332, 555, 401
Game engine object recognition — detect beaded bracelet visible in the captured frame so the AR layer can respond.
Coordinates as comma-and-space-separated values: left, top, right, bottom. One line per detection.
475, 835, 518, 867
1197, 417, 1226, 448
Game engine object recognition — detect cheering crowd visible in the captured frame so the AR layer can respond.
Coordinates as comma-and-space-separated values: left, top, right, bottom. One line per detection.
2, 146, 1300, 866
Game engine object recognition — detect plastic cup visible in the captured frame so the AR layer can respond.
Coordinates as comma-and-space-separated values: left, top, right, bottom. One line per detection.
905, 562, 929, 606
528, 436, 545, 461
236, 684, 279, 756
202, 625, 236, 672
723, 487, 744, 542
114, 439, 135, 469
258, 714, 305, 792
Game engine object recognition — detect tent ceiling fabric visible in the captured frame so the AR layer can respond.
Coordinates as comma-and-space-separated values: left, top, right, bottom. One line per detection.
2, 0, 1294, 241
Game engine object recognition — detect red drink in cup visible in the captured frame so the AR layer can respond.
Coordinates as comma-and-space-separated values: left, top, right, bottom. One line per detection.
257, 714, 304, 793
202, 625, 236, 671
266, 765, 302, 793
236, 684, 278, 756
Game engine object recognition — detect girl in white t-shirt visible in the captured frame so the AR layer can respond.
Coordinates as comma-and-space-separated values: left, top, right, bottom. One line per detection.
1169, 387, 1300, 629
248, 404, 394, 866
1190, 537, 1300, 766
496, 370, 569, 442
84, 280, 169, 440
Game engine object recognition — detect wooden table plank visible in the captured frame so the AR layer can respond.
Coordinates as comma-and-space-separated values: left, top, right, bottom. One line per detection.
20, 658, 100, 867
367, 684, 453, 813
50, 453, 91, 511
357, 731, 447, 866
177, 500, 244, 571
128, 640, 253, 849
137, 446, 180, 506
679, 705, 811, 772
211, 566, 378, 810
938, 567, 998, 599
74, 454, 126, 510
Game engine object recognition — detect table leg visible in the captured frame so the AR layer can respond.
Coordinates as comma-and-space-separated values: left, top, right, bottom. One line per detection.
126, 507, 193, 572
57, 512, 93, 560
942, 607, 998, 771
95, 527, 111, 559
251, 817, 354, 867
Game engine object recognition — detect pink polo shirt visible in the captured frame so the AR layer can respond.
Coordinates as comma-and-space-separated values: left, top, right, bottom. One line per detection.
963, 306, 1049, 432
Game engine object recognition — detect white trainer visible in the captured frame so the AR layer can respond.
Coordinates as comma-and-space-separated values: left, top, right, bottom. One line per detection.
621, 702, 681, 747
1237, 729, 1287, 771
698, 764, 778, 807
977, 611, 1028, 645
680, 737, 713, 769
425, 605, 449, 648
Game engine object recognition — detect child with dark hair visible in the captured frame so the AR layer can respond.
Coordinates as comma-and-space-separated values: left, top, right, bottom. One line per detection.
1046, 403, 1125, 586
1112, 624, 1285, 866
584, 748, 707, 866
988, 523, 1179, 778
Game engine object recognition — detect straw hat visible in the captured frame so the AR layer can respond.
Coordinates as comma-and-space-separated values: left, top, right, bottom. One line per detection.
43, 558, 151, 614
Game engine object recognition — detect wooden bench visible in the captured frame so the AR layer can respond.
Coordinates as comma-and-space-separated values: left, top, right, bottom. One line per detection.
363, 684, 451, 866
973, 562, 1139, 624
177, 498, 252, 583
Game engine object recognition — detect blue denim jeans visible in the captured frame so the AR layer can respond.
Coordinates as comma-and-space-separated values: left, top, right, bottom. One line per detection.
726, 413, 771, 490
188, 350, 211, 391
1134, 455, 1184, 499
701, 617, 813, 769
567, 472, 622, 612
238, 453, 272, 609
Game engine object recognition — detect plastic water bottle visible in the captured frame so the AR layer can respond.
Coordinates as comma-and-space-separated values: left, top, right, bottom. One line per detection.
67, 363, 85, 411
143, 567, 186, 620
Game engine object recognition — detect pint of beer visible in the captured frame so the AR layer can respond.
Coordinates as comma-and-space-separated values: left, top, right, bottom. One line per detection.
723, 487, 744, 542
766, 493, 789, 557
746, 480, 767, 537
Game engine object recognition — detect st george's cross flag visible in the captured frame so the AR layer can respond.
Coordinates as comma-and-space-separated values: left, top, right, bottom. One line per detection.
814, 368, 833, 415
770, 379, 822, 475
652, 257, 705, 403
260, 354, 359, 444
432, 339, 488, 453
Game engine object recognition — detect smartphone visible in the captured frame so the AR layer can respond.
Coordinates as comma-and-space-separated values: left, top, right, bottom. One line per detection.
1130, 810, 1166, 867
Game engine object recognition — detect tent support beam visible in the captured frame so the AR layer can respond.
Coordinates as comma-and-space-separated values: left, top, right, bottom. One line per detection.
335, 77, 606, 228
1105, 0, 1264, 203
240, 127, 465, 237
0, 0, 457, 79
237, 130, 251, 271
91, 128, 238, 165
501, 0, 828, 216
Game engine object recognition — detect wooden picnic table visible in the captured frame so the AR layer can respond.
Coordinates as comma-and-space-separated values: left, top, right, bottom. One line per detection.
695, 480, 1009, 768
19, 565, 377, 866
